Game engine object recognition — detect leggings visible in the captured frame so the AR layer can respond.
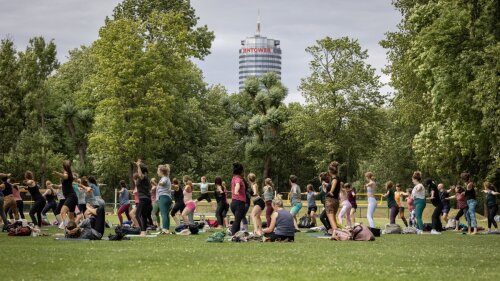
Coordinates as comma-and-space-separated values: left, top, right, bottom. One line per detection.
159, 195, 172, 230
30, 199, 46, 227
367, 197, 377, 228
152, 201, 160, 226
320, 209, 331, 230
465, 199, 477, 229
432, 204, 443, 231
389, 205, 399, 224
42, 200, 57, 217
398, 207, 408, 227
117, 204, 131, 224
487, 205, 498, 229
54, 199, 65, 216
136, 198, 152, 231
455, 208, 465, 221
241, 203, 250, 226
409, 209, 415, 227
265, 200, 273, 226
216, 202, 229, 226
9, 200, 25, 219
414, 198, 426, 230
338, 201, 352, 227
230, 200, 246, 235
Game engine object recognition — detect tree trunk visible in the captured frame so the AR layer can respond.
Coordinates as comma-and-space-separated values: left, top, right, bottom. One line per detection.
263, 155, 271, 179
129, 162, 136, 188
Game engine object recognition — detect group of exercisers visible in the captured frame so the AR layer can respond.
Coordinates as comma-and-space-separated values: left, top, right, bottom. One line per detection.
1, 159, 499, 240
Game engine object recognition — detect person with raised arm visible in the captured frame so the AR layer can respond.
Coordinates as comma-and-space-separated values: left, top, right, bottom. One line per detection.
411, 171, 426, 234
365, 171, 377, 228
53, 160, 78, 227
135, 159, 152, 237
481, 181, 499, 233
24, 171, 46, 228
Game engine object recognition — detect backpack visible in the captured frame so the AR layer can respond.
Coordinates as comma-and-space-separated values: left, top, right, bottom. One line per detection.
8, 226, 32, 236
385, 224, 402, 234
333, 229, 352, 241
351, 225, 375, 241
115, 225, 141, 235
369, 227, 381, 237
188, 224, 199, 234
298, 215, 312, 228
207, 219, 218, 228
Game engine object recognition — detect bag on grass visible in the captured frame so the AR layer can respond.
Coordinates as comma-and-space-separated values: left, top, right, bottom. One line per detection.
298, 215, 312, 228
333, 229, 352, 241
368, 227, 381, 237
423, 223, 432, 232
351, 225, 375, 241
385, 224, 402, 234
188, 224, 199, 234
8, 226, 32, 236
402, 226, 417, 234
445, 219, 456, 229
116, 225, 141, 235
207, 219, 218, 228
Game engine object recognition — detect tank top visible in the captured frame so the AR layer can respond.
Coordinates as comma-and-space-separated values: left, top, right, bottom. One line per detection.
366, 182, 375, 197
465, 187, 476, 201
45, 189, 56, 202
62, 173, 75, 198
290, 184, 301, 205
412, 184, 425, 199
1, 177, 12, 196
395, 191, 403, 207
263, 186, 274, 201
183, 188, 193, 204
327, 177, 341, 199
27, 185, 44, 201
215, 186, 227, 204
85, 188, 96, 205
275, 209, 295, 237
133, 188, 139, 204
486, 191, 496, 207
347, 189, 356, 206
173, 187, 184, 204
12, 186, 22, 201
199, 182, 209, 194
386, 189, 397, 208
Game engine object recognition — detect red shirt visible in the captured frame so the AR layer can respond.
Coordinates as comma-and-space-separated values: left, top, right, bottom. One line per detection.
456, 192, 467, 209
231, 176, 246, 202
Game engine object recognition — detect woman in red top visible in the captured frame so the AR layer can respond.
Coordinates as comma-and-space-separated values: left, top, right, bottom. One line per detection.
230, 163, 246, 236
446, 185, 467, 231
406, 188, 415, 227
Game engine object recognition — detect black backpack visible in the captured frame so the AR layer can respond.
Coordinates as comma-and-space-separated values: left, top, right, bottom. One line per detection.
298, 215, 312, 228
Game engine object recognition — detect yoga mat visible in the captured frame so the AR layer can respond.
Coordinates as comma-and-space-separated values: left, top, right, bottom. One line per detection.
125, 234, 158, 238
54, 238, 90, 241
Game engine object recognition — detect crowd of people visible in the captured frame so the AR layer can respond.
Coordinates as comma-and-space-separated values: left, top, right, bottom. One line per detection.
0, 159, 499, 241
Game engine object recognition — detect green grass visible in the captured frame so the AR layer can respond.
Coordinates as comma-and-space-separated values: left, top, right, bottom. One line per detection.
2, 215, 499, 281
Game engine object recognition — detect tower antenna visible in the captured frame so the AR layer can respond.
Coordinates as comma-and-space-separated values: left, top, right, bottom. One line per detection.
256, 9, 261, 36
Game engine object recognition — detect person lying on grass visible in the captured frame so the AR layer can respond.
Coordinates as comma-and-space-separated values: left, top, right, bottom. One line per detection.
262, 196, 295, 242
65, 204, 105, 240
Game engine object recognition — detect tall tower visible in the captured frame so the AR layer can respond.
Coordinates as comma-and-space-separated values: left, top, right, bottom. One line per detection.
239, 13, 281, 90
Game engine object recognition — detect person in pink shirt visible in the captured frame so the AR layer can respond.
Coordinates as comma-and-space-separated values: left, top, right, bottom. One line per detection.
230, 162, 246, 235
406, 187, 415, 227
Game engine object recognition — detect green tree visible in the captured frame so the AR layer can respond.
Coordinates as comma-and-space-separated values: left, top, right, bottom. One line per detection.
290, 36, 385, 181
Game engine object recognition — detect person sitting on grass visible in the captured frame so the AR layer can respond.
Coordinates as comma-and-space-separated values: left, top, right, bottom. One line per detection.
262, 196, 295, 242
65, 204, 105, 240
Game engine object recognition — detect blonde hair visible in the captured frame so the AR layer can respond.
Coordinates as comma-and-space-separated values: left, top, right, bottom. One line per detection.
248, 173, 256, 183
272, 195, 283, 207
158, 164, 170, 176
150, 178, 157, 185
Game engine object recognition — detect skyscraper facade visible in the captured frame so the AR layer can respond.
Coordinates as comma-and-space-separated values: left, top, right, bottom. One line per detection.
238, 19, 281, 90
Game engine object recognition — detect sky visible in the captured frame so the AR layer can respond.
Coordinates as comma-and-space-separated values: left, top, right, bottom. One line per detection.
0, 0, 402, 103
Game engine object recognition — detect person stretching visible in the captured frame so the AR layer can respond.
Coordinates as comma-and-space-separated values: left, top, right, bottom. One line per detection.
150, 178, 160, 230
181, 180, 196, 227
365, 172, 377, 228
461, 172, 477, 235
53, 160, 78, 227
230, 163, 246, 236
65, 204, 105, 240
135, 160, 152, 237
482, 182, 499, 233
411, 171, 426, 234
194, 176, 214, 208
157, 164, 172, 234
262, 196, 295, 242
263, 178, 275, 226
338, 183, 352, 228
438, 184, 451, 225
214, 177, 229, 228
394, 183, 409, 227
24, 171, 46, 228
117, 180, 131, 225
289, 175, 302, 231
348, 185, 357, 225
248, 173, 265, 236
306, 184, 319, 227
382, 181, 398, 225
406, 188, 415, 227
326, 161, 341, 239
425, 178, 443, 234
41, 181, 58, 223
446, 186, 467, 231
10, 179, 25, 220
170, 178, 185, 226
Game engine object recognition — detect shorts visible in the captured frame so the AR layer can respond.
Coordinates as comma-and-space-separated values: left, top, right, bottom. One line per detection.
185, 201, 196, 212
308, 206, 318, 214
63, 194, 78, 213
290, 202, 303, 215
442, 206, 450, 214
325, 197, 339, 215
78, 203, 87, 214
253, 197, 265, 210
351, 204, 358, 210
170, 203, 186, 216
197, 193, 212, 202
399, 206, 405, 213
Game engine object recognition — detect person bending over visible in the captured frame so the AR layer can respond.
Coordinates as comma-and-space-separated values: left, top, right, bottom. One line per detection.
263, 196, 295, 242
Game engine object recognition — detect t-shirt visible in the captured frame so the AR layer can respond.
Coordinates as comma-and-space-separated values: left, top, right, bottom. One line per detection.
327, 177, 341, 199
263, 187, 274, 201
199, 182, 209, 194
77, 187, 86, 204
157, 176, 172, 198
27, 185, 43, 201
136, 176, 151, 200
119, 188, 130, 205
231, 176, 246, 203
428, 183, 441, 206
440, 191, 450, 207
173, 187, 184, 204
91, 183, 101, 197
1, 176, 12, 196
348, 189, 357, 206
412, 184, 425, 199
12, 186, 22, 201
307, 191, 316, 208
290, 184, 301, 205
456, 192, 467, 209
386, 189, 397, 208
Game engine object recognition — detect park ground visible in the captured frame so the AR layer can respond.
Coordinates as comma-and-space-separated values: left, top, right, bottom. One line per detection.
1, 207, 499, 281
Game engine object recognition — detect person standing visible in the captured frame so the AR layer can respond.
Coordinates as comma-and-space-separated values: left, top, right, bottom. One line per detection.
412, 171, 426, 234
117, 180, 131, 225
88, 176, 105, 207
306, 184, 318, 227
406, 187, 415, 227
382, 181, 399, 225
0, 179, 9, 227
338, 183, 352, 228
170, 178, 185, 226
249, 173, 265, 236
53, 160, 77, 226
10, 179, 25, 220
394, 183, 409, 227
348, 185, 357, 225
365, 172, 377, 228
446, 186, 467, 231
438, 184, 451, 225
24, 171, 46, 228
426, 178, 443, 234
150, 178, 160, 230
482, 182, 499, 233
262, 178, 275, 226
318, 172, 331, 231
135, 160, 152, 237
1, 173, 18, 221
214, 177, 229, 228
41, 181, 58, 223
289, 175, 302, 231
230, 163, 246, 236
157, 164, 172, 234
461, 172, 477, 235
326, 161, 341, 239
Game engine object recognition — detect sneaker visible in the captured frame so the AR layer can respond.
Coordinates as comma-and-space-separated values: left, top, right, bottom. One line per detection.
416, 229, 423, 235
430, 229, 442, 235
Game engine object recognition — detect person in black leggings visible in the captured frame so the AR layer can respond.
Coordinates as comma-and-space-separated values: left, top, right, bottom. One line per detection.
170, 178, 185, 226
24, 171, 46, 228
230, 163, 247, 235
53, 160, 77, 225
426, 178, 443, 234
41, 181, 58, 223
482, 182, 499, 233
214, 177, 229, 228
135, 160, 152, 236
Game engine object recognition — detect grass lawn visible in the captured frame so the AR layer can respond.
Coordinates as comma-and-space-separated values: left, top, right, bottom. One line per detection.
1, 214, 499, 281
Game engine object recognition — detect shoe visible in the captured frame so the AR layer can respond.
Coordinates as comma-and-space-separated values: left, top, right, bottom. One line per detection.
416, 229, 423, 235
430, 229, 441, 235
